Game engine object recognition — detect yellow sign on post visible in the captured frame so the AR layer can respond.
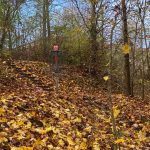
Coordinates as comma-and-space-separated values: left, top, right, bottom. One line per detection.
122, 43, 130, 54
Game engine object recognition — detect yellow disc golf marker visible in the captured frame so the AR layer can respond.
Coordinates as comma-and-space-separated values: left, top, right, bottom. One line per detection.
122, 44, 130, 54
103, 76, 109, 81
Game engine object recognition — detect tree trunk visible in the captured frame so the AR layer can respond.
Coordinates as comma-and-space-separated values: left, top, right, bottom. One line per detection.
140, 30, 145, 100
8, 30, 12, 51
142, 20, 150, 79
90, 2, 98, 68
0, 6, 11, 52
121, 0, 131, 96
43, 0, 47, 60
0, 29, 7, 51
131, 22, 138, 97
46, 0, 50, 40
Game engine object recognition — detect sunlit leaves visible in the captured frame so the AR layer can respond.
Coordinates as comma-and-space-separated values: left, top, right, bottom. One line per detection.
0, 108, 5, 116
73, 117, 82, 123
0, 137, 8, 143
76, 131, 82, 138
93, 141, 100, 150
67, 135, 75, 145
34, 126, 59, 134
0, 118, 7, 122
33, 138, 48, 147
58, 139, 65, 147
80, 140, 87, 149
84, 125, 92, 132
0, 60, 149, 149
11, 146, 33, 150
114, 138, 125, 144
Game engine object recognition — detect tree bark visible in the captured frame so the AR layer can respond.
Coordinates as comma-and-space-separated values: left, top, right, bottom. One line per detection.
46, 0, 50, 40
131, 22, 138, 97
0, 6, 10, 52
90, 2, 98, 68
43, 0, 47, 59
121, 0, 131, 96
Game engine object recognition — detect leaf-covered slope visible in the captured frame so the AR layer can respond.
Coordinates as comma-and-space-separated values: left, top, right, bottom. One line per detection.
0, 60, 149, 150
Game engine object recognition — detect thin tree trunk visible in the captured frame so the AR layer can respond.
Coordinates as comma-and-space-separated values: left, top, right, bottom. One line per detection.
46, 0, 50, 40
0, 29, 7, 51
131, 22, 138, 97
43, 0, 47, 60
0, 6, 11, 52
90, 2, 98, 69
8, 30, 12, 51
142, 20, 150, 78
121, 0, 131, 96
141, 30, 145, 100
108, 21, 120, 150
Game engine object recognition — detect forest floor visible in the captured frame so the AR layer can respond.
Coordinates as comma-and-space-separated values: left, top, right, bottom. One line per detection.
0, 60, 150, 150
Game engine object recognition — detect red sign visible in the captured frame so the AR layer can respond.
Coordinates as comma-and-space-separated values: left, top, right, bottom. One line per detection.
53, 45, 59, 51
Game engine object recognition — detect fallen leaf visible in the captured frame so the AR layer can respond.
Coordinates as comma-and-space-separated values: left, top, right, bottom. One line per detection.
11, 146, 33, 150
67, 135, 75, 145
114, 138, 125, 144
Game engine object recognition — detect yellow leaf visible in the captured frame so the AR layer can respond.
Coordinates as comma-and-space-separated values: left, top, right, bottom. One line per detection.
128, 144, 135, 148
93, 141, 100, 150
52, 127, 59, 134
114, 138, 125, 144
103, 76, 109, 81
80, 141, 87, 149
17, 121, 24, 126
113, 106, 120, 119
84, 126, 92, 132
34, 126, 58, 135
30, 111, 36, 116
45, 126, 52, 133
73, 117, 81, 123
0, 97, 7, 103
0, 118, 7, 123
54, 111, 60, 118
0, 137, 8, 143
25, 122, 32, 129
67, 135, 75, 145
62, 120, 70, 125
11, 146, 33, 150
76, 130, 82, 138
47, 145, 54, 149
0, 108, 5, 115
33, 138, 47, 147
41, 137, 48, 146
122, 44, 130, 54
41, 93, 46, 97
58, 139, 65, 146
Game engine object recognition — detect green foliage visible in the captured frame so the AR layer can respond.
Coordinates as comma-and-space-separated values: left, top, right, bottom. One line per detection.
1, 50, 12, 59
61, 26, 90, 64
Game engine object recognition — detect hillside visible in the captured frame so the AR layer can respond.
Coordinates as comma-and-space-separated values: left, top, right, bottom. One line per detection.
0, 60, 149, 150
